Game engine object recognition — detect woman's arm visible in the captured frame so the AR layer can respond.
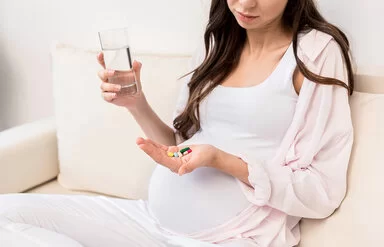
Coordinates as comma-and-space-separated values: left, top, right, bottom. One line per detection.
213, 37, 353, 220
131, 43, 205, 146
229, 38, 353, 219
129, 95, 176, 146
97, 55, 176, 146
213, 149, 252, 187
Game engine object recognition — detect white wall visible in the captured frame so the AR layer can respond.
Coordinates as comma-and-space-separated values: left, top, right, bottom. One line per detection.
318, 0, 384, 70
0, 0, 383, 131
0, 0, 207, 131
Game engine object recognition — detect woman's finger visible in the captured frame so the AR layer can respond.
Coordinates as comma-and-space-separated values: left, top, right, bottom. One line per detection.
98, 70, 114, 82
178, 163, 192, 176
101, 92, 116, 102
136, 138, 181, 172
166, 146, 178, 153
145, 138, 168, 151
100, 82, 121, 93
138, 143, 171, 167
136, 138, 183, 173
137, 138, 167, 151
97, 52, 106, 69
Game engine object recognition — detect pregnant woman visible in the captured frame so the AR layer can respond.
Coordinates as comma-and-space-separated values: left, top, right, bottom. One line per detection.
0, 0, 354, 246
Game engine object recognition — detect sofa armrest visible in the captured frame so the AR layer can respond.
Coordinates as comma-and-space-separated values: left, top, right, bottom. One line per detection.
0, 117, 59, 193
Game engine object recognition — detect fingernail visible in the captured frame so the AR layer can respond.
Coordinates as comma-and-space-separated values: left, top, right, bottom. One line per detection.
116, 85, 121, 91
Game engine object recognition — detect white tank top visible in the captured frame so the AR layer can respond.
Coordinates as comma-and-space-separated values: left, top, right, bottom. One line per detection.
148, 43, 298, 234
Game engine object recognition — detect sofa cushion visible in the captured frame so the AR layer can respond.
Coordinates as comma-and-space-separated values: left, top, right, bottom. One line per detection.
26, 179, 102, 197
299, 91, 384, 246
51, 43, 191, 199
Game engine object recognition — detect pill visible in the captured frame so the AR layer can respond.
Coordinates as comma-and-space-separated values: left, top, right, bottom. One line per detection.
167, 152, 174, 157
180, 147, 190, 153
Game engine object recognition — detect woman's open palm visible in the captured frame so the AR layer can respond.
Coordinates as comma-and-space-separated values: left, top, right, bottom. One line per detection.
136, 138, 218, 175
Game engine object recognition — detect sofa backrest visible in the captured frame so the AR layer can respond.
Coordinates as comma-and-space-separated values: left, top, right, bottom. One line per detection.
299, 69, 384, 247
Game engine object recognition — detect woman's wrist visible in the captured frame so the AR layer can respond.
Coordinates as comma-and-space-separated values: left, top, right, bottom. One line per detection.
212, 148, 251, 186
127, 93, 150, 117
211, 148, 227, 170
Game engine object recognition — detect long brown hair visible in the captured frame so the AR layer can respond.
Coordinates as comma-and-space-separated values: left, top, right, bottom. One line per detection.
173, 0, 354, 140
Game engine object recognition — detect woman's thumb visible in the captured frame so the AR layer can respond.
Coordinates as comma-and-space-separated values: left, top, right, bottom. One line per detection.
132, 60, 142, 91
132, 60, 142, 81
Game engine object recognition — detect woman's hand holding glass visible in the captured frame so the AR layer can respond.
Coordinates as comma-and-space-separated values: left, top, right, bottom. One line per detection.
97, 52, 146, 110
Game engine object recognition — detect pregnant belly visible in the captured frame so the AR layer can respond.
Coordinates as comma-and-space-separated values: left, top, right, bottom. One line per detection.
148, 164, 250, 234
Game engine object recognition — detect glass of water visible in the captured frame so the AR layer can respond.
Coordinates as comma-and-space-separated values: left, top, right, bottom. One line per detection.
98, 27, 137, 95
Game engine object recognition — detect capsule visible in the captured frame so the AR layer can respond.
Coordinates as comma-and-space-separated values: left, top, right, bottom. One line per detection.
180, 147, 190, 153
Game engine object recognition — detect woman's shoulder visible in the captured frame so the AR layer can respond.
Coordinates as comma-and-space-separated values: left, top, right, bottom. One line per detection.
297, 29, 343, 63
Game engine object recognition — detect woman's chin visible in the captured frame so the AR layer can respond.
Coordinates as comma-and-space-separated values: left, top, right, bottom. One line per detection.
235, 19, 261, 30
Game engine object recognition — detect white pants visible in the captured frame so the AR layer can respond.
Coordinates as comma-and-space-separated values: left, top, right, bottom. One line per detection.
0, 194, 217, 247
0, 194, 257, 247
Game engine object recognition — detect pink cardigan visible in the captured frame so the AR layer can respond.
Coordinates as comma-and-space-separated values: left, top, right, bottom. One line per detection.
175, 29, 354, 246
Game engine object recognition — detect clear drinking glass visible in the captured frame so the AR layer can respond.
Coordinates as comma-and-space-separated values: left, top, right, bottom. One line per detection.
98, 27, 138, 95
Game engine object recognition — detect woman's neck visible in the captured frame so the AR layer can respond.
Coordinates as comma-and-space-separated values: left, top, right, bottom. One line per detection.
244, 19, 292, 56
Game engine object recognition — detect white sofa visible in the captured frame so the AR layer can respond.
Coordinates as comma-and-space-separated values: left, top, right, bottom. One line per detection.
1, 44, 384, 247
